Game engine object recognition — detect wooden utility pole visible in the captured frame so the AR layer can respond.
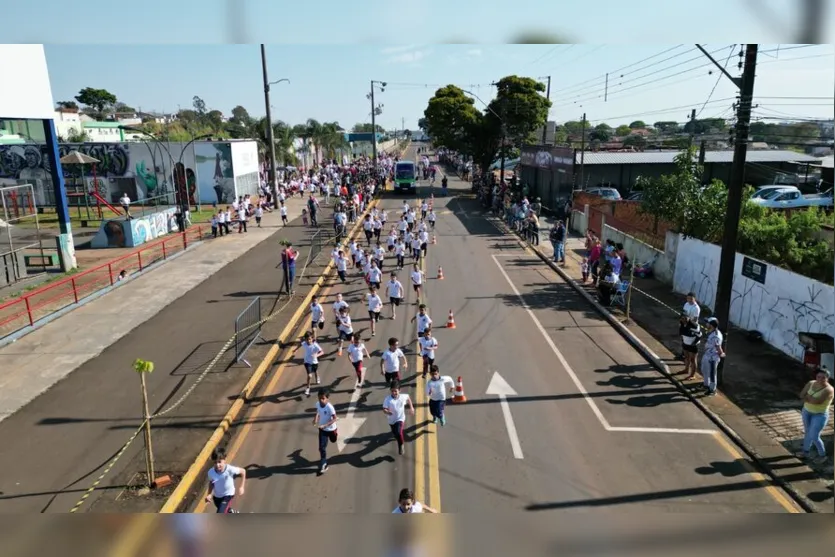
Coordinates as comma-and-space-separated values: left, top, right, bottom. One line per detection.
541, 75, 551, 144
133, 358, 156, 488
579, 113, 587, 189
712, 44, 758, 387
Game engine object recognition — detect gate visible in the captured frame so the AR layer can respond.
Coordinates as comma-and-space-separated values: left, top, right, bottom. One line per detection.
0, 184, 49, 287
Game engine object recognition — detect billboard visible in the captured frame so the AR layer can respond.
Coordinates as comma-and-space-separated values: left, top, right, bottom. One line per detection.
520, 145, 574, 172
194, 142, 234, 205
0, 45, 55, 120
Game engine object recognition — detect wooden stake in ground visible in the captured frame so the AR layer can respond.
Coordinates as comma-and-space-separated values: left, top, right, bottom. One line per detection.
625, 264, 635, 325
133, 358, 155, 488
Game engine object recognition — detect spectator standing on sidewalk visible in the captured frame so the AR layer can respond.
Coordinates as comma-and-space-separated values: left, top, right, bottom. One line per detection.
679, 293, 701, 359
798, 368, 833, 464
281, 243, 299, 294
700, 318, 725, 396
549, 220, 566, 263
679, 314, 702, 380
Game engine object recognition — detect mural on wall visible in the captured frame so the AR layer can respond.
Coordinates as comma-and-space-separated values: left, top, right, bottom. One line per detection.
174, 162, 197, 205
130, 207, 177, 246
195, 142, 233, 205
0, 143, 131, 182
672, 236, 835, 361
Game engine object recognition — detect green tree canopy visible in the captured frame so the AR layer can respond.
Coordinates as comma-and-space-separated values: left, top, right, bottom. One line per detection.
653, 121, 680, 133
352, 123, 384, 133
487, 75, 551, 148
629, 120, 646, 129
615, 125, 631, 136
562, 120, 586, 136
417, 117, 428, 132
589, 123, 612, 142
623, 134, 647, 149
422, 84, 481, 153
74, 87, 117, 114
56, 100, 78, 110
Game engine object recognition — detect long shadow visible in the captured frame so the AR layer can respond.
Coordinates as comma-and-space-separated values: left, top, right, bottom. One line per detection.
524, 471, 821, 511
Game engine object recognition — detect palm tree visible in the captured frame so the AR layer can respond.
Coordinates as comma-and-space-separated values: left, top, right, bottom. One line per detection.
292, 123, 312, 167
318, 122, 349, 162
274, 121, 299, 166
305, 118, 323, 164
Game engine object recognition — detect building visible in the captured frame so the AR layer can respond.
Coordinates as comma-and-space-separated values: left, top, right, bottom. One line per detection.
574, 150, 825, 191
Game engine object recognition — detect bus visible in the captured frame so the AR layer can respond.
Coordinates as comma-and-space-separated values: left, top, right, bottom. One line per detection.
394, 161, 417, 193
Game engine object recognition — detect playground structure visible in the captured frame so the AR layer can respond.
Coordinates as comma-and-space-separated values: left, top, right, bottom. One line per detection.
0, 184, 48, 287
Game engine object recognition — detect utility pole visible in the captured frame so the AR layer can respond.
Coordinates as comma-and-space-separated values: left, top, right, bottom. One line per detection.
688, 108, 697, 147
604, 73, 609, 102
260, 44, 278, 203
579, 113, 587, 189
541, 75, 551, 144
712, 44, 758, 387
370, 80, 378, 167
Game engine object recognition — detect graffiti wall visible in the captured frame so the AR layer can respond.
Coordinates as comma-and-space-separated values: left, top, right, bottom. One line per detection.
90, 207, 177, 249
672, 236, 835, 362
195, 142, 234, 206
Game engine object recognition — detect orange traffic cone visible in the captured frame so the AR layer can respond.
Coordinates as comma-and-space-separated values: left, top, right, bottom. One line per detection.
432, 234, 437, 245
446, 309, 456, 329
437, 266, 444, 280
452, 376, 467, 403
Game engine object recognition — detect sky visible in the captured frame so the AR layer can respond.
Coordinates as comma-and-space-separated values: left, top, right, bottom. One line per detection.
43, 43, 834, 132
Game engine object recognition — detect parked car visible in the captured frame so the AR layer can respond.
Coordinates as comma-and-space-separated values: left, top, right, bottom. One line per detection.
751, 185, 799, 200
586, 187, 622, 200
749, 187, 834, 209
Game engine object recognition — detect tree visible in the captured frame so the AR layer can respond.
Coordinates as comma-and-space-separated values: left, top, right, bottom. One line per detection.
192, 96, 207, 117
74, 87, 117, 116
113, 102, 136, 113
487, 75, 551, 149
422, 85, 481, 153
417, 117, 428, 132
56, 100, 79, 111
629, 120, 646, 129
562, 120, 586, 136
403, 129, 412, 138
589, 123, 611, 142
66, 128, 90, 143
467, 113, 504, 176
205, 110, 224, 134
623, 134, 647, 150
615, 125, 631, 137
176, 109, 199, 127
352, 123, 384, 133
683, 118, 727, 135
654, 121, 680, 133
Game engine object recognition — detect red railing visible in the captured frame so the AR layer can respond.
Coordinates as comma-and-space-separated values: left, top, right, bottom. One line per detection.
0, 225, 206, 340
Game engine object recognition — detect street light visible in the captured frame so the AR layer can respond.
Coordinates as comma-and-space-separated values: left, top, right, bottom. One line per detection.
369, 80, 386, 169
261, 43, 290, 203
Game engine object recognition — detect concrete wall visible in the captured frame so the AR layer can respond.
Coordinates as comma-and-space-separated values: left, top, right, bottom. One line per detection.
601, 224, 677, 285
90, 207, 177, 249
672, 235, 835, 362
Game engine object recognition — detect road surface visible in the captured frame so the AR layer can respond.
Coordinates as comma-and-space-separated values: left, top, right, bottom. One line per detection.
190, 147, 800, 515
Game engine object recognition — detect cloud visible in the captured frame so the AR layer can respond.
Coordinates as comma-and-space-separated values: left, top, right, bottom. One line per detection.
385, 49, 430, 64
380, 44, 418, 55
446, 47, 484, 66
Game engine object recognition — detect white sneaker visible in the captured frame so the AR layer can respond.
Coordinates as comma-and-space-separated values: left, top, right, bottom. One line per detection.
316, 376, 321, 385
304, 387, 310, 396
355, 381, 361, 390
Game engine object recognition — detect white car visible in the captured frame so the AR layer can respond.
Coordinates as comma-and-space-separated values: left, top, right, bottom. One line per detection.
751, 185, 798, 200
750, 187, 833, 209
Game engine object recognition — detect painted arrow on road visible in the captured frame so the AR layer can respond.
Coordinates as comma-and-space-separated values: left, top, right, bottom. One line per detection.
336, 385, 367, 452
486, 372, 524, 459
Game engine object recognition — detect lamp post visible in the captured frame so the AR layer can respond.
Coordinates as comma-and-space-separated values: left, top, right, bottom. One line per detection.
369, 80, 387, 172
261, 45, 290, 204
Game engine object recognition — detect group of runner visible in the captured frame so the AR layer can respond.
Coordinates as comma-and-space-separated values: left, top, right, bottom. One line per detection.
207, 153, 449, 514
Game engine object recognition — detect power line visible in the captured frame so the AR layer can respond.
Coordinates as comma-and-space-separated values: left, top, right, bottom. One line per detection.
543, 45, 606, 72
549, 45, 687, 95
529, 44, 574, 66
583, 97, 736, 124
553, 45, 735, 105
697, 45, 737, 118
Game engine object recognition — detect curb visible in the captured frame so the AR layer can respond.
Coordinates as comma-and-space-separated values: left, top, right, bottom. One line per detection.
159, 199, 379, 514
492, 216, 819, 514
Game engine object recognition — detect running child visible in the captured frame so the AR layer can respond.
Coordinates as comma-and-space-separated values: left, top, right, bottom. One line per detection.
336, 306, 353, 356
382, 380, 414, 456
367, 286, 383, 337
410, 264, 425, 304
380, 337, 408, 387
411, 304, 433, 339
418, 328, 439, 378
347, 334, 371, 389
309, 295, 325, 341
427, 209, 436, 229
385, 272, 404, 319
367, 260, 383, 290
426, 365, 454, 425
335, 249, 350, 283
301, 331, 324, 397
394, 238, 407, 270
280, 201, 288, 226
374, 241, 386, 271
392, 488, 437, 513
332, 292, 349, 329
313, 389, 338, 475
205, 447, 246, 513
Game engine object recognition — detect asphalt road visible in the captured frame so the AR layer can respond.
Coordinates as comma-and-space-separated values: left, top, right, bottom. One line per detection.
0, 204, 332, 513
191, 150, 800, 515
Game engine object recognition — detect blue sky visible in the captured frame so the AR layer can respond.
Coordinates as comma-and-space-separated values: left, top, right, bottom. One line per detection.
44, 44, 834, 131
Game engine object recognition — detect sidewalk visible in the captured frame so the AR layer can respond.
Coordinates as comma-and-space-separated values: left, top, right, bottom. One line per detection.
0, 195, 338, 512
522, 213, 833, 512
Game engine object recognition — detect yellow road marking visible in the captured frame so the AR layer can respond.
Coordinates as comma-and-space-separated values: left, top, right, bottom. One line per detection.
414, 351, 426, 506
710, 432, 801, 513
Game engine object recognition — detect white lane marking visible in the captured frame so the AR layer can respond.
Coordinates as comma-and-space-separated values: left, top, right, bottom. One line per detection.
486, 371, 524, 459
336, 384, 367, 452
490, 254, 717, 436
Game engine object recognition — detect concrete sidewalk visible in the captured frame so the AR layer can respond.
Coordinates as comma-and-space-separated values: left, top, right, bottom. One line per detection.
515, 212, 833, 512
0, 197, 308, 423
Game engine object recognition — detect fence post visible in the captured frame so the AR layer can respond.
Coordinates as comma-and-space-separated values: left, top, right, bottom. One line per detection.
162, 241, 167, 259
24, 296, 34, 326
625, 263, 635, 325
138, 250, 143, 271
71, 277, 79, 303
108, 263, 114, 285
182, 231, 188, 250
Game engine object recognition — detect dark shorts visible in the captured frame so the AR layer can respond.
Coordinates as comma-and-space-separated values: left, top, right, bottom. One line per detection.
390, 297, 402, 306
683, 343, 699, 354
370, 281, 381, 289
388, 245, 395, 252
311, 320, 324, 330
304, 363, 319, 375
413, 284, 421, 291
368, 311, 380, 322
339, 330, 352, 341
351, 360, 363, 372
212, 495, 235, 513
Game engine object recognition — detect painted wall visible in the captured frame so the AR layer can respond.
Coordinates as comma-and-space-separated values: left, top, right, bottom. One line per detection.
194, 142, 233, 205
91, 207, 177, 248
672, 236, 835, 362
0, 45, 55, 120
601, 224, 677, 285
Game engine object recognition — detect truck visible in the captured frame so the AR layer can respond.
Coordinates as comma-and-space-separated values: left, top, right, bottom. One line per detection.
394, 160, 417, 194
749, 186, 834, 209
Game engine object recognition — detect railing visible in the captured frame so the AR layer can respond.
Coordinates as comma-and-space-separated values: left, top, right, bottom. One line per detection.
0, 225, 206, 341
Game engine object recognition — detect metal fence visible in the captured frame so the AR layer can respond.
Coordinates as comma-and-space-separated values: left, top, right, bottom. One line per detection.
1, 184, 48, 287
234, 296, 262, 367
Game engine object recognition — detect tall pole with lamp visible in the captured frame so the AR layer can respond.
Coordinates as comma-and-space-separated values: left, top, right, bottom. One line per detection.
261, 45, 290, 205
369, 80, 387, 172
